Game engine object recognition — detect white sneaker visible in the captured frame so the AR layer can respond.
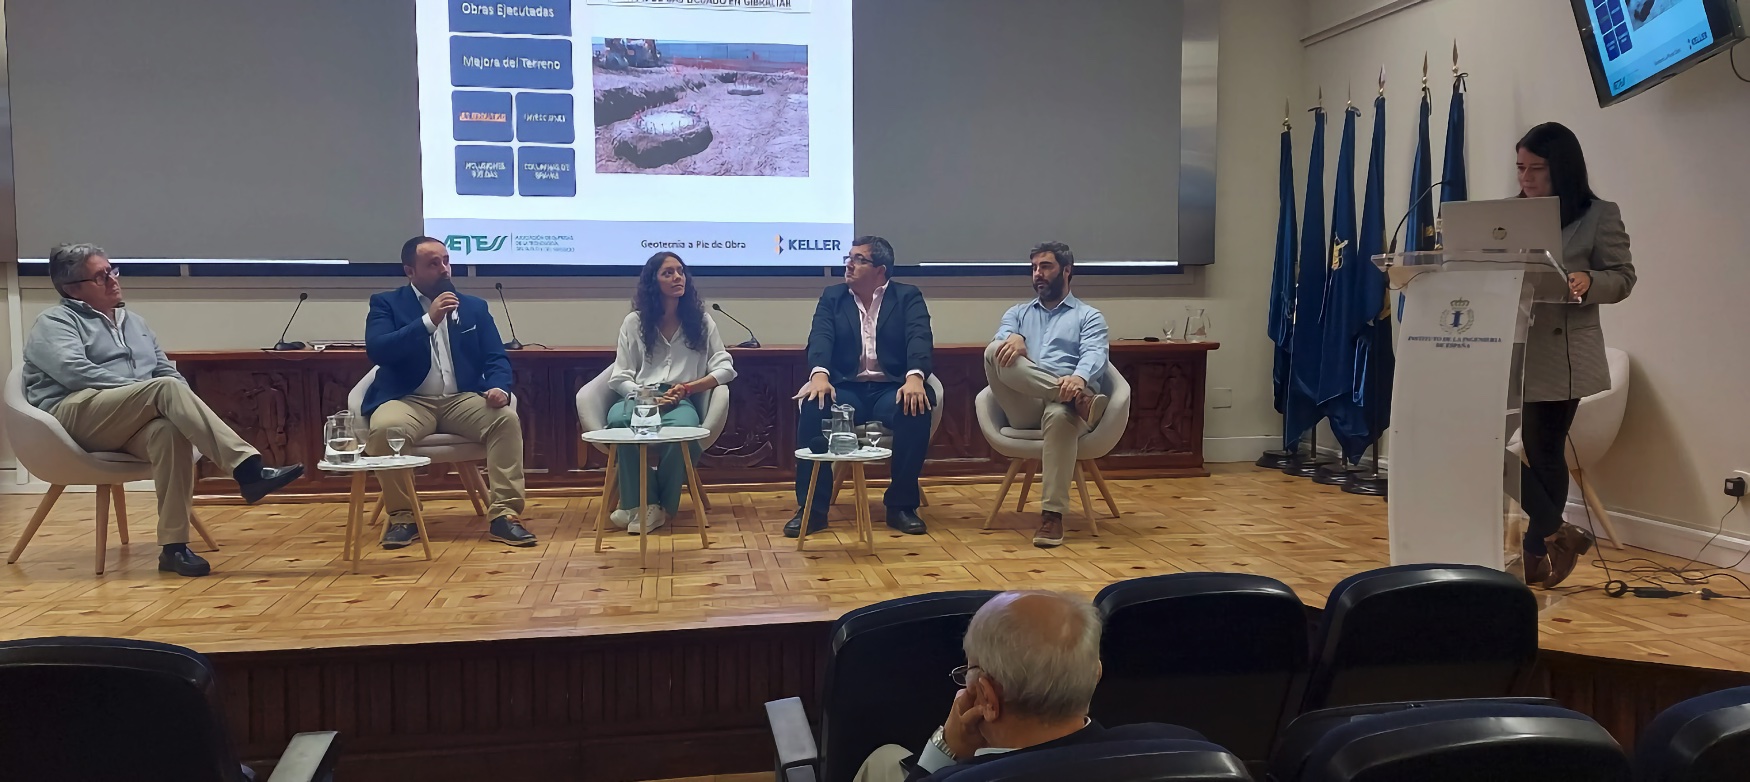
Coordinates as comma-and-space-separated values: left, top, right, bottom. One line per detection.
632, 505, 668, 535
610, 508, 635, 530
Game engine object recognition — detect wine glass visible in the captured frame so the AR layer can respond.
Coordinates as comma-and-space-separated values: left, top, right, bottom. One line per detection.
867, 429, 884, 454
1161, 319, 1178, 342
388, 436, 407, 460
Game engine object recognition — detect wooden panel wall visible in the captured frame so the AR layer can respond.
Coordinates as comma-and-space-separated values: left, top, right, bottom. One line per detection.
170, 342, 1218, 498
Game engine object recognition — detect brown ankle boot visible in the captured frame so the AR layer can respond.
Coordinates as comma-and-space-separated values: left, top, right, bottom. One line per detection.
1542, 524, 1596, 588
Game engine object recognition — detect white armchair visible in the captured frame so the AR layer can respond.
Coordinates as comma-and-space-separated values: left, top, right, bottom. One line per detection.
3, 367, 216, 574
1507, 347, 1630, 548
976, 365, 1133, 533
576, 366, 729, 514
347, 367, 514, 519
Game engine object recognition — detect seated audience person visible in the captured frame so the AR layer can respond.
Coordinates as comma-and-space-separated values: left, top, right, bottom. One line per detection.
604, 251, 736, 534
854, 590, 1198, 782
791, 235, 935, 538
984, 242, 1110, 548
362, 236, 534, 549
22, 243, 303, 577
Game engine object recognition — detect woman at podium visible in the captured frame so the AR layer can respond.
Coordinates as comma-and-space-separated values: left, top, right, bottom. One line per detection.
1513, 122, 1637, 588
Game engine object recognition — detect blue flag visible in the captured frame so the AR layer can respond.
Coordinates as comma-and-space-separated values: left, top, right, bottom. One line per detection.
1323, 95, 1393, 463
1395, 85, 1436, 325
1317, 106, 1368, 461
1441, 76, 1468, 204
1406, 87, 1436, 252
1268, 123, 1298, 421
1284, 107, 1327, 449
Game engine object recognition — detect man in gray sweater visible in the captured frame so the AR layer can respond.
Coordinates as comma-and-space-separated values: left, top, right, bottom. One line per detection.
22, 243, 303, 576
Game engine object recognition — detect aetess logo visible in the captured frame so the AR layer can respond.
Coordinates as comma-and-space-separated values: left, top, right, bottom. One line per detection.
445, 235, 508, 254
774, 235, 842, 254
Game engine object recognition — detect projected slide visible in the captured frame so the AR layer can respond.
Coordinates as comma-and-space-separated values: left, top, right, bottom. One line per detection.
416, 0, 853, 266
1586, 0, 1714, 96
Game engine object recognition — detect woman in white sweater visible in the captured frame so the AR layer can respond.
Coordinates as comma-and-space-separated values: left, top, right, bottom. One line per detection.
606, 252, 737, 533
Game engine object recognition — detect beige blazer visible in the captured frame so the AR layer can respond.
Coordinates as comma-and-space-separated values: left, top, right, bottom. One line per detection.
1523, 199, 1636, 403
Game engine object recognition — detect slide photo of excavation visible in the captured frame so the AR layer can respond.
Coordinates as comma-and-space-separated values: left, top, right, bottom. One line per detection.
591, 39, 809, 177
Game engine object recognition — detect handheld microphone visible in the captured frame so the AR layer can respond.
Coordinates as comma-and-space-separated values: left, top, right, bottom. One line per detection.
808, 436, 829, 455
1387, 180, 1447, 255
272, 292, 309, 351
436, 278, 460, 323
711, 303, 761, 348
494, 283, 524, 350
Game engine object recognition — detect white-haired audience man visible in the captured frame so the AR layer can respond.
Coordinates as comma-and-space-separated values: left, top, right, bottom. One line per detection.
854, 590, 1198, 782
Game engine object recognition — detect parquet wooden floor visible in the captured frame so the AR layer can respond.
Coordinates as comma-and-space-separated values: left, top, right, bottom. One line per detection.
1, 465, 1746, 674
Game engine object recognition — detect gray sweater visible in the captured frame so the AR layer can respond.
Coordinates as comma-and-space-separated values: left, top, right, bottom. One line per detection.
23, 298, 184, 412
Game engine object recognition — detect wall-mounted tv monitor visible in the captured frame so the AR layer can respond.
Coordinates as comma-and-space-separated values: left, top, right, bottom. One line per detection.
1569, 0, 1746, 106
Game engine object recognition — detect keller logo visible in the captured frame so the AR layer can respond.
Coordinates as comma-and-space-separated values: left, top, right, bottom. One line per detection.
1440, 298, 1475, 335
445, 234, 509, 254
775, 236, 842, 255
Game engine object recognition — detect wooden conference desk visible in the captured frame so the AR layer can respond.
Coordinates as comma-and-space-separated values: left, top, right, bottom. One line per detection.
167, 341, 1218, 500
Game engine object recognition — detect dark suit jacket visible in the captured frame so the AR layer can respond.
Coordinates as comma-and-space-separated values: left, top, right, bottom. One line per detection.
907, 720, 1204, 782
806, 281, 933, 384
362, 285, 514, 416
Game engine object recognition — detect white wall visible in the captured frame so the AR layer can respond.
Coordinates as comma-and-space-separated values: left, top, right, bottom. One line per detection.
1303, 0, 1750, 533
0, 0, 1308, 478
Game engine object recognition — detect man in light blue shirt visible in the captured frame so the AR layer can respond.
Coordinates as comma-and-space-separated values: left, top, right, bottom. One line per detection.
984, 242, 1109, 547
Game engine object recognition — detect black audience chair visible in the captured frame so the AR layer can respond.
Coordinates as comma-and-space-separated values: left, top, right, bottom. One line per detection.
767, 590, 997, 782
1268, 697, 1560, 778
1634, 685, 1750, 781
1299, 563, 1537, 712
0, 636, 339, 782
1269, 699, 1629, 782
1092, 573, 1308, 767
944, 739, 1253, 782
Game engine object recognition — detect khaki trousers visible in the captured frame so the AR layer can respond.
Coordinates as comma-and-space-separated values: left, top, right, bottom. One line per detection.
53, 377, 258, 544
366, 393, 525, 519
983, 342, 1088, 515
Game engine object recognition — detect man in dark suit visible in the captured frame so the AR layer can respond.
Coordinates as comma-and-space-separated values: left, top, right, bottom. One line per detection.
852, 591, 1201, 782
790, 235, 935, 537
362, 236, 535, 549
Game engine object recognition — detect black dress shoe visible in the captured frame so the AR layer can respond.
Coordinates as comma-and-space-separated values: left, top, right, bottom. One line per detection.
490, 516, 538, 547
238, 464, 304, 504
158, 547, 211, 577
886, 508, 927, 535
382, 522, 420, 550
783, 509, 829, 538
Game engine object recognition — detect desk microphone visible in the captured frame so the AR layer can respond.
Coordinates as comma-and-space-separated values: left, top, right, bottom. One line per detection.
712, 303, 761, 348
272, 292, 308, 351
1387, 179, 1447, 255
494, 283, 525, 350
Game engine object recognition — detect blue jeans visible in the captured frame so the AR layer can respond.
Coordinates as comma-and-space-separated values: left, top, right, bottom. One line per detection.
606, 397, 702, 514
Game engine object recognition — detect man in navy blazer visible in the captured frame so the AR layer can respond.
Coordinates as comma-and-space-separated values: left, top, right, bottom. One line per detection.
362, 236, 534, 548
791, 235, 935, 538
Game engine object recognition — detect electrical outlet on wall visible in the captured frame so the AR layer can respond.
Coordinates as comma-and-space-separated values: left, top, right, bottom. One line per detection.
1209, 388, 1233, 409
1727, 471, 1750, 498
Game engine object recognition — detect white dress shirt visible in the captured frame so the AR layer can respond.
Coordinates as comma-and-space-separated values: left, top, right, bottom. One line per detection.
609, 311, 737, 398
412, 286, 458, 397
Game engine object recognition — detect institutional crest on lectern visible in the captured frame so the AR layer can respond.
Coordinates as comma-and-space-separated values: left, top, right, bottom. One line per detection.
1439, 298, 1474, 335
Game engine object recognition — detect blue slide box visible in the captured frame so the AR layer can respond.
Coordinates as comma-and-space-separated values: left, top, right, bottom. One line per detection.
451, 36, 573, 91
518, 146, 577, 197
449, 0, 571, 36
516, 92, 575, 143
453, 91, 514, 142
456, 145, 517, 196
